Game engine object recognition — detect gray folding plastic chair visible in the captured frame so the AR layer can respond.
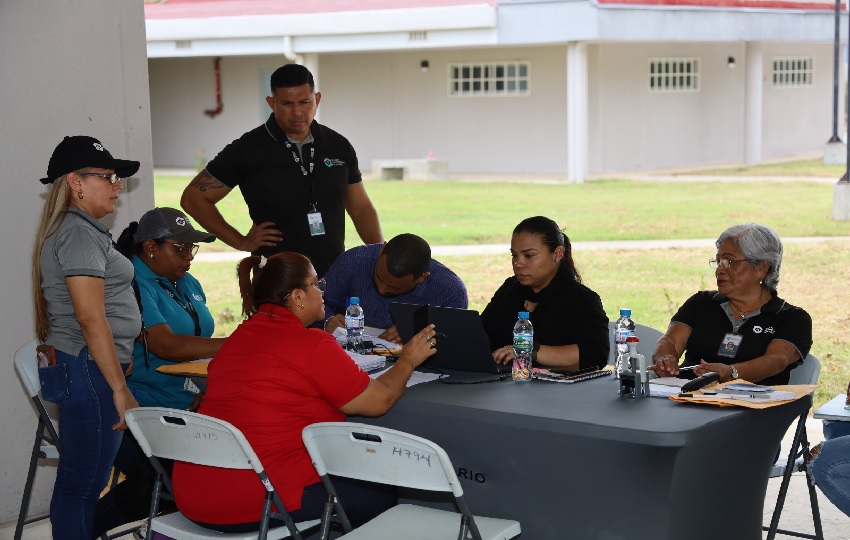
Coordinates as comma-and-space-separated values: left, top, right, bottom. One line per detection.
302, 422, 521, 540
13, 339, 59, 540
125, 407, 320, 540
763, 353, 824, 540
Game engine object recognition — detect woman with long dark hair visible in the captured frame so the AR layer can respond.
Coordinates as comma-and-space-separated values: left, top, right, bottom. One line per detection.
482, 216, 609, 370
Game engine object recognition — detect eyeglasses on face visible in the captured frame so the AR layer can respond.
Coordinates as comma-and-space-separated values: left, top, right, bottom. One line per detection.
162, 241, 200, 257
282, 278, 326, 301
82, 172, 120, 184
708, 258, 755, 270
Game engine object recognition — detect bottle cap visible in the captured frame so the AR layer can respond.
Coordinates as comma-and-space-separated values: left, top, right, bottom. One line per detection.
518, 311, 530, 319
350, 297, 360, 304
619, 308, 631, 317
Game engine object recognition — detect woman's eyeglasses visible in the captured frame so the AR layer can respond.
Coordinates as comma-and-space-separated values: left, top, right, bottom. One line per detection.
163, 241, 200, 257
282, 278, 326, 302
708, 258, 755, 270
83, 172, 120, 184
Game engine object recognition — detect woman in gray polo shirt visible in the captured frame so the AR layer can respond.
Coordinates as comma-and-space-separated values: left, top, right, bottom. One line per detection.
32, 136, 142, 540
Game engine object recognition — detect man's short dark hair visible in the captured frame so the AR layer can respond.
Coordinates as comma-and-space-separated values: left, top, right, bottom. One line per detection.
270, 64, 315, 93
383, 234, 431, 278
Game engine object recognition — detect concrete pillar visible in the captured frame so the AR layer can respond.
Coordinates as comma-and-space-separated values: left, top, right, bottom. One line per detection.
302, 53, 321, 123
833, 181, 850, 220
567, 42, 588, 184
744, 42, 763, 166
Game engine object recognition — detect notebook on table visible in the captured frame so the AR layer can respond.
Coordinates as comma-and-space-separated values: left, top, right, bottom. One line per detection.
389, 302, 509, 375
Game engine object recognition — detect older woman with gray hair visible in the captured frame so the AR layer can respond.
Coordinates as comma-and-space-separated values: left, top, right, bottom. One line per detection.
650, 223, 811, 386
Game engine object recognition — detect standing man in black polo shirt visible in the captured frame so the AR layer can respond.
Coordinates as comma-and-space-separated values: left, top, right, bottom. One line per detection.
181, 64, 383, 276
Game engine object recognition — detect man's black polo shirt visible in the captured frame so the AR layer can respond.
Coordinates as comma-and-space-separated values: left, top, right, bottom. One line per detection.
207, 114, 362, 276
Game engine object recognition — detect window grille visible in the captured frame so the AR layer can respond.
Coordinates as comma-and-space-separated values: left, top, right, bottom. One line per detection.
648, 58, 700, 93
448, 62, 530, 97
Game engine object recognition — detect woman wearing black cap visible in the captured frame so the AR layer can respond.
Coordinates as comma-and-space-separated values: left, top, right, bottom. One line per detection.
92, 207, 226, 537
32, 136, 142, 539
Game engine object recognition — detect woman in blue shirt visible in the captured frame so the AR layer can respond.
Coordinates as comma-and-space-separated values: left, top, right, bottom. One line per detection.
92, 207, 225, 537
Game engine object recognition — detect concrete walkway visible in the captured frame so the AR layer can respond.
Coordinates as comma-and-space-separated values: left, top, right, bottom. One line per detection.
194, 236, 850, 263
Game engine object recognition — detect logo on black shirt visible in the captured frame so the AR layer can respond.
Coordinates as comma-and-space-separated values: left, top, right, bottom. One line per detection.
323, 158, 345, 167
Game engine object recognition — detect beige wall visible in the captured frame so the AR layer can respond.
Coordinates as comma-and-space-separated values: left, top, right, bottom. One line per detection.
149, 55, 292, 168
762, 42, 836, 159
0, 1, 154, 525
320, 47, 570, 174
150, 47, 571, 174
589, 42, 749, 173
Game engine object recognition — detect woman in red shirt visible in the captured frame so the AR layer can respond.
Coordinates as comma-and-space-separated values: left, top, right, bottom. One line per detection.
172, 252, 438, 533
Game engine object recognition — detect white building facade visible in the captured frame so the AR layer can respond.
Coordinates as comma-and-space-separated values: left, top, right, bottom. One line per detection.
145, 0, 847, 181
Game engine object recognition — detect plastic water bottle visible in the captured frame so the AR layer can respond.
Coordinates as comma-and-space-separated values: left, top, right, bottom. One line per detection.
614, 308, 635, 380
345, 297, 364, 353
512, 311, 534, 382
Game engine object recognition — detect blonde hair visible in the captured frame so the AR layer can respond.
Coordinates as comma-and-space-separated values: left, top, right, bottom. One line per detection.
33, 175, 74, 341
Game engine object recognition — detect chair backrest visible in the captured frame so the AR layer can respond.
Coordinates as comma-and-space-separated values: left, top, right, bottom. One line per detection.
14, 339, 41, 398
789, 353, 820, 385
607, 322, 665, 365
302, 422, 462, 497
125, 407, 263, 473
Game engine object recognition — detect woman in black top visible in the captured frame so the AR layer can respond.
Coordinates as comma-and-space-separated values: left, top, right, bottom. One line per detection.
482, 216, 609, 371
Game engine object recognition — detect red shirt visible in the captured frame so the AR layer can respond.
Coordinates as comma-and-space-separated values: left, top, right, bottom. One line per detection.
172, 303, 370, 524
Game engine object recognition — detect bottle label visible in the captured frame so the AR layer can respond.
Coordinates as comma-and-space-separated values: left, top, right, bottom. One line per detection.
513, 334, 533, 351
345, 316, 364, 331
615, 328, 630, 344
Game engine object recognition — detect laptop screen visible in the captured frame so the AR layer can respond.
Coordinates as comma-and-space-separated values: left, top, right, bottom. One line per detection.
389, 302, 507, 374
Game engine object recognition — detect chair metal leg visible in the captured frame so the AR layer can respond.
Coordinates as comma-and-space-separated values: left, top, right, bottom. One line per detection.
764, 411, 823, 540
15, 422, 53, 540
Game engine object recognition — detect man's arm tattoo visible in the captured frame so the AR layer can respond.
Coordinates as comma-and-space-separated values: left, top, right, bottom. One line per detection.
188, 170, 227, 192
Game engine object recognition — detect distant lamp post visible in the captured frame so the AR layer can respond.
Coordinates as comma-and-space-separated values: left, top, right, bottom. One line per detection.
833, 0, 850, 219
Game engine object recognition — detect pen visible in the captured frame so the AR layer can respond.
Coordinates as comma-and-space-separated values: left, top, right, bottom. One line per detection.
678, 365, 699, 371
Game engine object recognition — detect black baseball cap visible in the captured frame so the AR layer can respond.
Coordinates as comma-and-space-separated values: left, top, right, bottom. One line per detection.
39, 135, 141, 185
134, 207, 216, 244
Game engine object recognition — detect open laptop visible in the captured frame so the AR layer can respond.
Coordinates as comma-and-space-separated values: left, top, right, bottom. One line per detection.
389, 302, 510, 374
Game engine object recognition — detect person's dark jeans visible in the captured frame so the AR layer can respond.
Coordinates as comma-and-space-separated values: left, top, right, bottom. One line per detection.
40, 347, 123, 540
91, 430, 173, 539
192, 476, 396, 534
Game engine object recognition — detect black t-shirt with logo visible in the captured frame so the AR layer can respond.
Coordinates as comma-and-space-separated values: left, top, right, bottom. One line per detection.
672, 290, 812, 386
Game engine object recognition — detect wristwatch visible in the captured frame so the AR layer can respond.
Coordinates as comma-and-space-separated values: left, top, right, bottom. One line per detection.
729, 364, 739, 381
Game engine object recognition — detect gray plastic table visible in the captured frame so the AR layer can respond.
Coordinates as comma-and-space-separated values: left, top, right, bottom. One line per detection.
360, 373, 810, 540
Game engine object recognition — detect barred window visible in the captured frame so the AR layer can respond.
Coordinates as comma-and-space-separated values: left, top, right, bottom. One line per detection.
772, 57, 814, 87
648, 58, 700, 93
448, 62, 530, 97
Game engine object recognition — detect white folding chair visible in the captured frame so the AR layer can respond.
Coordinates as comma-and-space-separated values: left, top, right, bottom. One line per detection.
763, 353, 824, 540
125, 407, 320, 540
302, 422, 521, 540
607, 322, 664, 365
13, 339, 60, 540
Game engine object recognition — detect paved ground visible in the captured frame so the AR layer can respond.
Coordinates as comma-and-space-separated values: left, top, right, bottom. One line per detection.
4, 415, 849, 539
193, 235, 850, 263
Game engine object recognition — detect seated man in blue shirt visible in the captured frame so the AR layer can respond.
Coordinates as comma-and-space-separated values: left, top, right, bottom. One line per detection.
323, 233, 468, 343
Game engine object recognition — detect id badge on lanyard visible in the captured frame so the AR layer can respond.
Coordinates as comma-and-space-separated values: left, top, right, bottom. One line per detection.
717, 332, 743, 358
307, 207, 326, 236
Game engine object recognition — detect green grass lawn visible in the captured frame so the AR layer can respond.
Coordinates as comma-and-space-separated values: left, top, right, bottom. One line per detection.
157, 174, 850, 250
161, 172, 850, 409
